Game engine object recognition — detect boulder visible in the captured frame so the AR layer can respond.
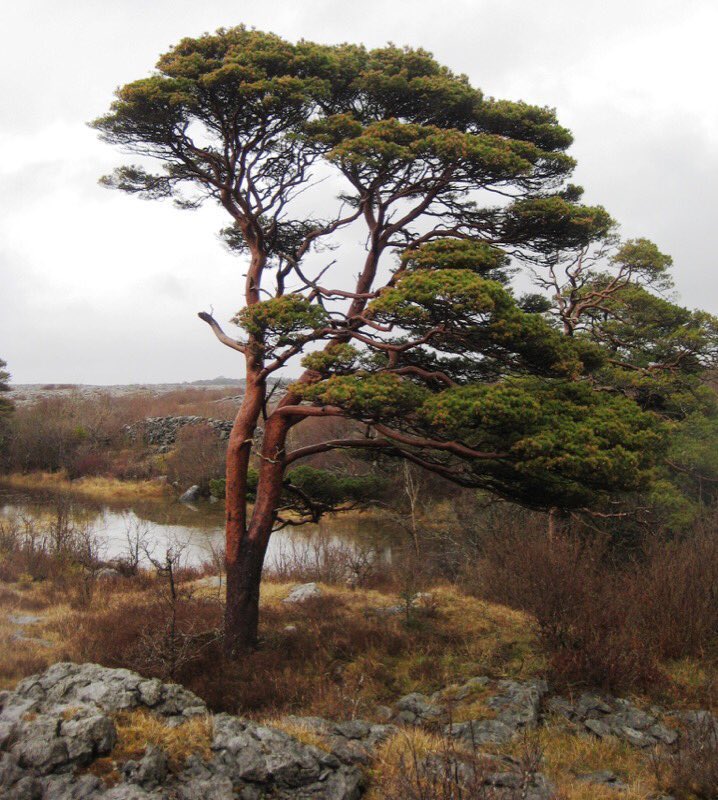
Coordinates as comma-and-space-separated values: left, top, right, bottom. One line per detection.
282, 583, 322, 604
281, 716, 396, 766
123, 417, 234, 450
179, 485, 201, 503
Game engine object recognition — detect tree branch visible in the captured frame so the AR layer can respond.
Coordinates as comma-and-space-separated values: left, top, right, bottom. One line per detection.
197, 311, 247, 353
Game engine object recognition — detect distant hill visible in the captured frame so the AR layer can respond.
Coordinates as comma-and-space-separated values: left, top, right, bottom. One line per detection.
187, 376, 246, 386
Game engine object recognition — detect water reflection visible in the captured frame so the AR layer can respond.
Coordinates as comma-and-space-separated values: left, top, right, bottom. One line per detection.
0, 486, 398, 569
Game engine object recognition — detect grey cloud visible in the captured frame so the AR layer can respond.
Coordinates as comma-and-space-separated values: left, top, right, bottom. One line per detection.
1, 0, 716, 382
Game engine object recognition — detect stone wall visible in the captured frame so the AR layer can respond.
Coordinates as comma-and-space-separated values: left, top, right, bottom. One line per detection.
123, 416, 234, 450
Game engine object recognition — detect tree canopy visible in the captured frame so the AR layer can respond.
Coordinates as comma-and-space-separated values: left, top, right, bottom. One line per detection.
93, 26, 718, 649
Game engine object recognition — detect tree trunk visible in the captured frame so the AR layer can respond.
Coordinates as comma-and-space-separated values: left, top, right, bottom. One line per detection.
223, 376, 264, 656
224, 536, 267, 653
224, 405, 292, 656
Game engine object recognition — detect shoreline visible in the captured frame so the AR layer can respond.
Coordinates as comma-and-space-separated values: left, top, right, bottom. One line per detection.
0, 472, 171, 505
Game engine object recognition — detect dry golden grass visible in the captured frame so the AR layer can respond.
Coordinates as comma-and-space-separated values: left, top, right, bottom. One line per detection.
87, 710, 213, 785
0, 472, 169, 503
0, 581, 74, 689
369, 724, 659, 800
500, 723, 657, 800
366, 728, 453, 800
114, 710, 213, 765
261, 717, 331, 751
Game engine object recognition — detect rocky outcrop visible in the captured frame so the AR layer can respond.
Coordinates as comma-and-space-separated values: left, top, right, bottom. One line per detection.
0, 663, 363, 800
123, 417, 234, 450
279, 718, 396, 766
390, 676, 548, 746
547, 692, 678, 748
443, 679, 548, 746
1, 662, 707, 798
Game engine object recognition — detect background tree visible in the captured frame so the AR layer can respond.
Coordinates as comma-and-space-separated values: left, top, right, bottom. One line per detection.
0, 359, 14, 458
95, 27, 691, 653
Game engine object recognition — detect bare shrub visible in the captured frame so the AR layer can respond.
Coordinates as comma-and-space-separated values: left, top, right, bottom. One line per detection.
266, 531, 385, 589
4, 397, 90, 473
165, 425, 226, 494
0, 503, 104, 602
473, 524, 663, 690
71, 591, 224, 685
65, 449, 115, 479
134, 538, 222, 679
637, 523, 718, 659
1, 387, 239, 476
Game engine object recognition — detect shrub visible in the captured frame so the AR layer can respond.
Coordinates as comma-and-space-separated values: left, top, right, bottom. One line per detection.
637, 525, 718, 659
473, 525, 663, 690
165, 425, 226, 494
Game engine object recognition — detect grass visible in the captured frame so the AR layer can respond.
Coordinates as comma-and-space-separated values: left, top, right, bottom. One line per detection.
262, 717, 333, 751
0, 580, 74, 689
0, 472, 169, 503
366, 728, 452, 800
1, 570, 718, 798
507, 725, 658, 800
87, 710, 213, 785
252, 581, 545, 716
0, 573, 545, 718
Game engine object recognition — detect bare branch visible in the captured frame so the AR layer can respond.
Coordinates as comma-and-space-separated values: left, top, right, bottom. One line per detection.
197, 311, 247, 354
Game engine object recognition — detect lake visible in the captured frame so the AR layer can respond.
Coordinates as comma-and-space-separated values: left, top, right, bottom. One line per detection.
0, 486, 398, 571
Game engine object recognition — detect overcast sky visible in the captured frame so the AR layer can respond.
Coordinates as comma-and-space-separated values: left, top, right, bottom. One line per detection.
1, 0, 717, 384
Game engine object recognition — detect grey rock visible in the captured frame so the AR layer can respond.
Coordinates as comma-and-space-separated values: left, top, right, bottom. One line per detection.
8, 615, 43, 626
443, 678, 547, 746
124, 416, 234, 449
616, 707, 656, 731
545, 696, 574, 720
43, 773, 103, 799
486, 679, 548, 729
179, 485, 201, 503
557, 690, 679, 750
452, 676, 489, 701
1, 663, 362, 800
447, 718, 516, 745
60, 711, 117, 763
648, 723, 678, 746
576, 770, 628, 790
281, 716, 395, 767
122, 745, 168, 788
575, 693, 613, 718
282, 582, 322, 604
584, 717, 613, 738
393, 692, 445, 725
